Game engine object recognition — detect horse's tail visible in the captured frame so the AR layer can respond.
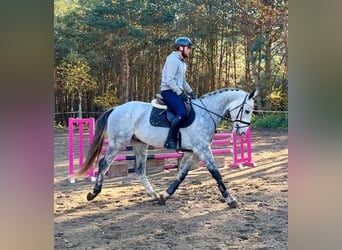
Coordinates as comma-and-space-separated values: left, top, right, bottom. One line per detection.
74, 108, 115, 177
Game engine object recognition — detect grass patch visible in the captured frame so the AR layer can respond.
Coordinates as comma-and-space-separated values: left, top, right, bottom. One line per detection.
251, 112, 288, 129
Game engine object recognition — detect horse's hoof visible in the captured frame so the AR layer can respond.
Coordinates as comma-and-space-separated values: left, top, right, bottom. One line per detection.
159, 195, 166, 205
228, 200, 238, 208
87, 192, 96, 201
151, 197, 160, 205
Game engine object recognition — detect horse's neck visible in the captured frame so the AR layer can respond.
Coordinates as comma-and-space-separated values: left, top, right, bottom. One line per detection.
199, 91, 245, 120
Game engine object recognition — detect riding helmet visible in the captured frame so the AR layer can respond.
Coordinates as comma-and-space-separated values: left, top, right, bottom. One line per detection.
174, 37, 193, 50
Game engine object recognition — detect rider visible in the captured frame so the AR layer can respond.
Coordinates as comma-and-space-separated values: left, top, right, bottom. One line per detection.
160, 37, 196, 149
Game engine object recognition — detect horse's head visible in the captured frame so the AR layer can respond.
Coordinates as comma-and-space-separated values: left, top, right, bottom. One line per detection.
228, 90, 258, 135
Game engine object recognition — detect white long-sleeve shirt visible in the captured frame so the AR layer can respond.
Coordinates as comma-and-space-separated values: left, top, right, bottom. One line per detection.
160, 51, 193, 95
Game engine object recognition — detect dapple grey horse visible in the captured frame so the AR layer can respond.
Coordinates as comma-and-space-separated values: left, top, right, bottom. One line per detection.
74, 88, 258, 208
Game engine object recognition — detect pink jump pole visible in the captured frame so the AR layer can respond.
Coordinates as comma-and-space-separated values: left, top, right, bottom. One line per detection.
99, 132, 234, 171
213, 133, 231, 139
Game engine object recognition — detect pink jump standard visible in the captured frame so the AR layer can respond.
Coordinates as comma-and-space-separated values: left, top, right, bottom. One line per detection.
68, 118, 96, 183
229, 127, 257, 168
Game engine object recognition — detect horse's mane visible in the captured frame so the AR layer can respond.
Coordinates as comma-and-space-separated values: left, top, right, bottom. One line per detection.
200, 88, 243, 99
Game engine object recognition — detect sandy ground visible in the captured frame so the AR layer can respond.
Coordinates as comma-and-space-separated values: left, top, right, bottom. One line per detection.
54, 129, 288, 250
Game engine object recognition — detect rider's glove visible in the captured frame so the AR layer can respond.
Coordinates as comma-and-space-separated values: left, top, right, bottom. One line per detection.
179, 93, 188, 101
189, 92, 196, 99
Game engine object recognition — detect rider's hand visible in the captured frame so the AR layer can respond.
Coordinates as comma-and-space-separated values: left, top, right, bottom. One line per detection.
179, 93, 188, 101
189, 92, 196, 99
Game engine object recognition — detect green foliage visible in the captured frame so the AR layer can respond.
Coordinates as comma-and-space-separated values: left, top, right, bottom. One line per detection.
269, 86, 288, 111
55, 60, 97, 95
218, 120, 231, 130
93, 92, 120, 109
251, 112, 288, 129
54, 0, 78, 17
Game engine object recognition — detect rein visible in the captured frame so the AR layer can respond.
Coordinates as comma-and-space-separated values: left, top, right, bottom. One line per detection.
191, 93, 251, 129
197, 99, 221, 130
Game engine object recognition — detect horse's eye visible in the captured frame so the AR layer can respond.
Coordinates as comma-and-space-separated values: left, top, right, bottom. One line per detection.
245, 110, 250, 114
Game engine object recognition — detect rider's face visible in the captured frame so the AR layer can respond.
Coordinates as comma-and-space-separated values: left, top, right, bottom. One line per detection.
181, 46, 192, 58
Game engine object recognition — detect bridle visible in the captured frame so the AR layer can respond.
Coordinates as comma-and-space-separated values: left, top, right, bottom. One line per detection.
191, 93, 251, 130
226, 94, 251, 130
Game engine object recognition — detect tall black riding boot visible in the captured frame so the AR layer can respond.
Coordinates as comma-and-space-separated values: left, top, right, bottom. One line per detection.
164, 115, 182, 149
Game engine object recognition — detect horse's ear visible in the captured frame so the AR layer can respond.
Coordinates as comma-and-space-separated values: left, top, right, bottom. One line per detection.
248, 89, 258, 100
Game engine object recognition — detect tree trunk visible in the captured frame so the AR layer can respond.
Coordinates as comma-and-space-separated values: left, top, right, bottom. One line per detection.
122, 46, 130, 103
218, 31, 224, 88
247, 36, 262, 110
232, 40, 237, 87
78, 89, 82, 118
283, 1, 288, 88
265, 29, 272, 110
244, 37, 250, 89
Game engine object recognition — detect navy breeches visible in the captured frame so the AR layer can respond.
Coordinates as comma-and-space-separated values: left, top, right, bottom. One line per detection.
160, 90, 187, 119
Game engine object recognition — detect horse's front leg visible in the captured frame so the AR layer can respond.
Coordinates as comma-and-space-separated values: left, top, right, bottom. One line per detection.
201, 150, 238, 208
160, 153, 196, 205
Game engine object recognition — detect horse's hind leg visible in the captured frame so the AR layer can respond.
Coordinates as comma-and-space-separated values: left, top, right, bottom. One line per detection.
132, 141, 159, 201
87, 144, 121, 201
201, 149, 238, 208
160, 153, 196, 204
